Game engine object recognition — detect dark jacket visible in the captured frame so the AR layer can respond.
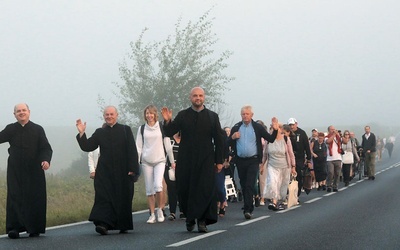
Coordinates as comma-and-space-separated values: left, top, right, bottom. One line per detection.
163, 107, 224, 225
77, 123, 139, 231
361, 133, 376, 152
292, 127, 312, 161
228, 120, 278, 164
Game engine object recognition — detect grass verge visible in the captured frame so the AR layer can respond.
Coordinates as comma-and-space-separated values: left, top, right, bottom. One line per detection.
0, 171, 147, 235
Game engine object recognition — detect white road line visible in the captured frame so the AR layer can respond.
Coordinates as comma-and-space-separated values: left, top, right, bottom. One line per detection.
166, 230, 226, 247
235, 215, 270, 226
304, 197, 322, 204
43, 208, 150, 230
349, 183, 357, 187
324, 192, 336, 197
277, 205, 301, 213
338, 187, 347, 191
47, 221, 90, 230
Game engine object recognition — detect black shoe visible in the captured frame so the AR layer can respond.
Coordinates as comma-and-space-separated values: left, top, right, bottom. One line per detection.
95, 225, 108, 235
371, 176, 375, 180
244, 212, 252, 220
268, 203, 276, 210
168, 213, 176, 221
322, 185, 327, 191
327, 187, 332, 193
197, 220, 208, 233
218, 207, 225, 217
119, 230, 128, 234
231, 197, 238, 203
238, 190, 243, 201
179, 213, 186, 220
254, 197, 260, 207
317, 186, 322, 191
345, 182, 349, 187
186, 220, 195, 232
29, 233, 40, 237
333, 188, 338, 192
8, 230, 19, 239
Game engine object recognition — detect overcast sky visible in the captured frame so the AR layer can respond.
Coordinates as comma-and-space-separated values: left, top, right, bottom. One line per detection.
1, 0, 399, 130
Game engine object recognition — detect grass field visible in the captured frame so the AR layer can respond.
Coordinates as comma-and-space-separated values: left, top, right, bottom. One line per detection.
0, 170, 148, 235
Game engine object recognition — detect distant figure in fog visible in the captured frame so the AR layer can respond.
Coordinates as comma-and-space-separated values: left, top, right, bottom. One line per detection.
0, 103, 53, 239
361, 125, 376, 180
385, 136, 395, 158
376, 137, 384, 161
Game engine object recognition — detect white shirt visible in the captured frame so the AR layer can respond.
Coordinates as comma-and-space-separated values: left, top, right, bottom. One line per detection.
325, 137, 342, 161
136, 121, 174, 165
88, 147, 100, 173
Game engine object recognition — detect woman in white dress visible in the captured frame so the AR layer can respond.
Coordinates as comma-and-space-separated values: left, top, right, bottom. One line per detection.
262, 123, 296, 210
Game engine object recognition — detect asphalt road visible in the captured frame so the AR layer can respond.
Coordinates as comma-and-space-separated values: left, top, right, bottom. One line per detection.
1, 146, 400, 250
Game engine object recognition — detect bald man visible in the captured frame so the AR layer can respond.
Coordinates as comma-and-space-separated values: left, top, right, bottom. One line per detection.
161, 87, 224, 233
76, 106, 140, 235
0, 103, 53, 239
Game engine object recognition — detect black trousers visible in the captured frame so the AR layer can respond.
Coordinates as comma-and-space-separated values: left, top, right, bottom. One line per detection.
164, 165, 182, 214
236, 157, 259, 214
295, 158, 305, 197
342, 163, 352, 183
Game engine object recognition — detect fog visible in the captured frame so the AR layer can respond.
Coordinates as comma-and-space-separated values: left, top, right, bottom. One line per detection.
1, 0, 399, 172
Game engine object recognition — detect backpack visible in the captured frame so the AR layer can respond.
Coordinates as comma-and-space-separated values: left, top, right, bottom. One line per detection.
140, 122, 165, 144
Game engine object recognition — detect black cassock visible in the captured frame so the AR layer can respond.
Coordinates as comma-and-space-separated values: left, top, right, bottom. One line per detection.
76, 123, 139, 231
0, 121, 53, 234
163, 107, 224, 225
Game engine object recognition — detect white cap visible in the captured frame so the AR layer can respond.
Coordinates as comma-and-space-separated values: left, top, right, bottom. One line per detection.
287, 118, 297, 125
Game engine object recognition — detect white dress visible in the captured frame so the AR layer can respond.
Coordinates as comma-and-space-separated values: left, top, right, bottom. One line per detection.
264, 139, 291, 201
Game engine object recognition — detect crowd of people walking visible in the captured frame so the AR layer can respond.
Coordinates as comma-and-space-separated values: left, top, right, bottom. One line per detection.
1, 88, 395, 238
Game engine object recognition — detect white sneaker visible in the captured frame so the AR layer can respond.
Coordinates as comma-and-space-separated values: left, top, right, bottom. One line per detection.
157, 208, 165, 222
147, 213, 156, 224
260, 201, 265, 206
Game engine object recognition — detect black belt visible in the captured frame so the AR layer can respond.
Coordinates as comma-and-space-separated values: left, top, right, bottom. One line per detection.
237, 155, 258, 160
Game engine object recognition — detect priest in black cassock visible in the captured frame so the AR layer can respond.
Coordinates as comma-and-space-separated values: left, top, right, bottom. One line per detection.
76, 106, 139, 235
0, 103, 53, 239
161, 87, 224, 233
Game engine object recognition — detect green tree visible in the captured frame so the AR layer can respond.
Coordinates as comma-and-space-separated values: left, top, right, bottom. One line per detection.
111, 9, 234, 128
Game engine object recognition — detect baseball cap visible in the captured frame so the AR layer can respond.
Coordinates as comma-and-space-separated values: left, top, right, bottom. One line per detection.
287, 118, 297, 125
312, 128, 318, 132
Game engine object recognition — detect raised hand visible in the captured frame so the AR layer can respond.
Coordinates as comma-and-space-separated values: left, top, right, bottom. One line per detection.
271, 117, 279, 130
161, 107, 173, 122
76, 119, 86, 135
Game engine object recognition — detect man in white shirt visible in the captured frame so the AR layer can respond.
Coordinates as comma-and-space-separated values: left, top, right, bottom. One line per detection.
88, 147, 100, 179
325, 125, 342, 192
